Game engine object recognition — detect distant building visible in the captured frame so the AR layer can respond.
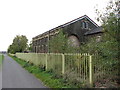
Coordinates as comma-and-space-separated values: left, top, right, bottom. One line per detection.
32, 15, 103, 53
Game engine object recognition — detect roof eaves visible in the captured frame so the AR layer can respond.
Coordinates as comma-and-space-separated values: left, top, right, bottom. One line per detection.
84, 27, 103, 35
33, 15, 99, 39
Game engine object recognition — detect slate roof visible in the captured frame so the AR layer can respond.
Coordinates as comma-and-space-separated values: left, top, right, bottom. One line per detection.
33, 15, 99, 39
84, 27, 103, 35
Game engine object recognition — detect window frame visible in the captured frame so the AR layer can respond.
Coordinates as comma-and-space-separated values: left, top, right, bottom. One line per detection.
82, 21, 88, 29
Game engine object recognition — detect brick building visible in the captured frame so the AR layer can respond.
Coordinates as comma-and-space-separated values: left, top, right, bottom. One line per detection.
32, 15, 103, 53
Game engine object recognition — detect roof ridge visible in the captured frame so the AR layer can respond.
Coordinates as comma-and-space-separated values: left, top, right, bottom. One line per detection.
33, 15, 99, 39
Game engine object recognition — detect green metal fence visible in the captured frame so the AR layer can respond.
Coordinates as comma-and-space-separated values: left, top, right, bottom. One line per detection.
16, 53, 92, 86
15, 53, 118, 87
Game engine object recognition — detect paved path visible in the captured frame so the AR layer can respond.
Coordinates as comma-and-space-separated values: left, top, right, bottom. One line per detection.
2, 54, 47, 88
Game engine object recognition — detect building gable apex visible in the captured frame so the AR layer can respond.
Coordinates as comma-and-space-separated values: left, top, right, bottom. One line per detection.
62, 15, 99, 27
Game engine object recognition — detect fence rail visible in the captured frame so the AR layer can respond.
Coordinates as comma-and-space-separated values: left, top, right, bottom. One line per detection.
15, 53, 118, 87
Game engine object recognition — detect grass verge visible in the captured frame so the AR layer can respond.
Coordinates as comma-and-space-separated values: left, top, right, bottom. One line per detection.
0, 54, 4, 65
9, 55, 77, 88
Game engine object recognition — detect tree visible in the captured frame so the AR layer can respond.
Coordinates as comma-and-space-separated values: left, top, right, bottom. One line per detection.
27, 41, 33, 52
49, 29, 79, 53
80, 0, 119, 87
8, 35, 28, 54
96, 0, 119, 74
49, 29, 67, 53
8, 44, 15, 54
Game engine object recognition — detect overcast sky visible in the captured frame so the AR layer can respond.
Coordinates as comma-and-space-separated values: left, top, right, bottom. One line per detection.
0, 0, 110, 51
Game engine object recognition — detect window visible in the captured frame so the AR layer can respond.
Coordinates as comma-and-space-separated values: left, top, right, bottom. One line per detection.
82, 21, 88, 29
96, 35, 102, 42
68, 35, 80, 47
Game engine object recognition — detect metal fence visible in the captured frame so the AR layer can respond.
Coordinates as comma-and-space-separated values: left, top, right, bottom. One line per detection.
92, 53, 118, 87
15, 53, 118, 87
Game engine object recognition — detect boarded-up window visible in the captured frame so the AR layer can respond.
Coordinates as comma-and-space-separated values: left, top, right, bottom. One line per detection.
68, 35, 80, 47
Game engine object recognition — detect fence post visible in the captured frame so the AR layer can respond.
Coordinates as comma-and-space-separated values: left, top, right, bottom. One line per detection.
62, 54, 65, 74
45, 54, 48, 70
89, 55, 93, 87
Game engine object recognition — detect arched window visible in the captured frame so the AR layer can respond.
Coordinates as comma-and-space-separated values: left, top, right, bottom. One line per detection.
68, 35, 80, 47
82, 21, 88, 29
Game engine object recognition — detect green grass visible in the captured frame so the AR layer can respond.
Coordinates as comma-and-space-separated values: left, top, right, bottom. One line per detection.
0, 54, 4, 65
9, 55, 77, 88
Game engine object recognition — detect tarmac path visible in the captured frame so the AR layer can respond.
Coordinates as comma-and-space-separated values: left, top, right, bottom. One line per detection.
2, 54, 47, 88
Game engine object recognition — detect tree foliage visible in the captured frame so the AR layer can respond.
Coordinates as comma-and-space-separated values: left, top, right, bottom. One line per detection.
95, 0, 120, 69
49, 29, 80, 53
8, 35, 28, 54
79, 0, 119, 66
27, 41, 33, 52
79, 0, 120, 87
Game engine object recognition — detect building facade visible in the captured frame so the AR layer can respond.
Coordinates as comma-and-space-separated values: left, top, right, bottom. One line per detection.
32, 15, 103, 53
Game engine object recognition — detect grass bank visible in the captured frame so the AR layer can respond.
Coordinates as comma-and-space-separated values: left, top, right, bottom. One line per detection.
9, 55, 77, 88
0, 54, 4, 65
